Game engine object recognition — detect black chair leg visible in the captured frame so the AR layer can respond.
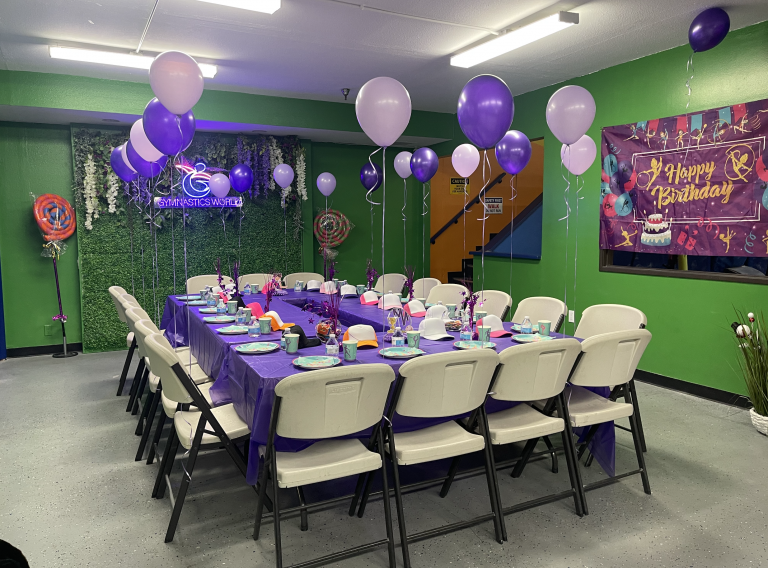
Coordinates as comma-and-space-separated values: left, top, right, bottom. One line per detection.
510, 437, 539, 478
377, 428, 397, 568
135, 388, 153, 436
131, 367, 149, 416
297, 487, 309, 532
356, 468, 378, 518
136, 387, 161, 461
270, 446, 284, 568
387, 427, 411, 568
253, 454, 271, 540
479, 407, 505, 544
543, 436, 558, 473
126, 358, 145, 412
576, 424, 600, 461
153, 428, 178, 499
628, 379, 648, 452
348, 472, 369, 516
147, 411, 166, 465
117, 339, 136, 396
165, 422, 205, 542
629, 411, 652, 494
439, 456, 462, 498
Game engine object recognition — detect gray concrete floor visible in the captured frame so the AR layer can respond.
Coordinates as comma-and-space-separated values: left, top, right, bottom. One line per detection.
1, 351, 767, 568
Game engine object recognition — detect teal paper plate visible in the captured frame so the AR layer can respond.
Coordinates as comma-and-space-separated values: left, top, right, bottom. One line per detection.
177, 295, 201, 301
292, 356, 341, 369
187, 300, 207, 306
454, 341, 496, 350
217, 325, 249, 335
199, 308, 217, 314
203, 315, 236, 324
379, 347, 425, 359
236, 342, 280, 354
512, 334, 554, 343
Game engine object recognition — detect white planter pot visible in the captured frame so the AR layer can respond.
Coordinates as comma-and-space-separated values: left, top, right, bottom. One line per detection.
750, 408, 768, 436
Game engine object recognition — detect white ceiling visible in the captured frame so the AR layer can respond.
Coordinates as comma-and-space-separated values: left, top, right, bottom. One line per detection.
0, 0, 765, 114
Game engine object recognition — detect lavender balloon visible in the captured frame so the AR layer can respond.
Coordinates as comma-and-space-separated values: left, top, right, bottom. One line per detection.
457, 75, 514, 150
689, 8, 730, 53
143, 98, 183, 156
209, 173, 230, 198
360, 163, 383, 191
394, 151, 413, 179
130, 119, 163, 162
126, 140, 167, 178
560, 135, 596, 177
546, 85, 596, 145
110, 145, 138, 183
316, 172, 336, 196
180, 110, 196, 152
495, 131, 532, 175
273, 164, 295, 189
229, 164, 253, 193
410, 147, 438, 183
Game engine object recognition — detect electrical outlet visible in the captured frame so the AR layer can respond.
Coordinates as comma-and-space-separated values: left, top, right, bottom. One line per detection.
568, 310, 575, 323
44, 324, 52, 336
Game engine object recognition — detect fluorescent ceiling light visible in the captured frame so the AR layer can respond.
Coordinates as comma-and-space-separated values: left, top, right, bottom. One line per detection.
195, 0, 280, 14
49, 46, 218, 78
451, 12, 578, 68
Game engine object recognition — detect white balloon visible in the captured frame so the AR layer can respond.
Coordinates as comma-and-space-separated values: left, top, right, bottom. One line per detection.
209, 173, 231, 197
355, 77, 412, 147
394, 151, 413, 179
130, 119, 164, 162
121, 142, 137, 172
451, 143, 480, 178
560, 135, 596, 176
149, 51, 205, 115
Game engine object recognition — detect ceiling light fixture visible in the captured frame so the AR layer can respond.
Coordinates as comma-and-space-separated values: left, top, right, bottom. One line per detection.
194, 0, 281, 14
450, 11, 578, 68
49, 46, 217, 78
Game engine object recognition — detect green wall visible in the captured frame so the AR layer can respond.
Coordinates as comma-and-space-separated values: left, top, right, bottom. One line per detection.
472, 21, 768, 395
0, 122, 81, 349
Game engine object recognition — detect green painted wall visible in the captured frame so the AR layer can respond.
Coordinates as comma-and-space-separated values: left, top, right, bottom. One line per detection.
0, 122, 81, 349
473, 21, 768, 395
310, 144, 430, 286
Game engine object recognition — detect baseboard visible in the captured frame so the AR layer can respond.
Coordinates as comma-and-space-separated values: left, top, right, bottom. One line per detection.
634, 369, 751, 409
6, 343, 83, 358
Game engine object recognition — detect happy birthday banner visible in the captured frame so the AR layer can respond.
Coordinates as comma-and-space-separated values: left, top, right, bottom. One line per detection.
600, 97, 768, 257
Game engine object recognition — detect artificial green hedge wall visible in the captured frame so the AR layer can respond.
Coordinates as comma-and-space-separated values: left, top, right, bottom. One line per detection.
73, 128, 304, 352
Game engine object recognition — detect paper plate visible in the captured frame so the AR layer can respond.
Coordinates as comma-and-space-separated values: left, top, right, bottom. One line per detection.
454, 341, 496, 350
199, 308, 217, 314
512, 334, 554, 343
177, 295, 201, 301
379, 347, 425, 359
511, 324, 538, 333
187, 300, 207, 306
292, 356, 341, 369
217, 325, 249, 335
236, 342, 280, 354
203, 315, 236, 324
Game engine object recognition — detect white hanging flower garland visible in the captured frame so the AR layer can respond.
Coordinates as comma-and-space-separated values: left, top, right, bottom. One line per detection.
83, 153, 99, 230
268, 136, 282, 193
296, 149, 307, 201
106, 170, 119, 214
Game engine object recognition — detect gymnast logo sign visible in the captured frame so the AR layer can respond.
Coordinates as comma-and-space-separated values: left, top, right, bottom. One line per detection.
154, 196, 242, 209
175, 161, 212, 198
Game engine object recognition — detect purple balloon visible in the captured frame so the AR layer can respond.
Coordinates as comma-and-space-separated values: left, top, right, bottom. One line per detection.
360, 163, 382, 191
316, 172, 336, 197
110, 145, 138, 183
457, 75, 514, 150
689, 8, 730, 53
495, 130, 532, 175
143, 98, 183, 156
179, 110, 196, 152
230, 164, 253, 193
126, 140, 167, 178
410, 147, 438, 183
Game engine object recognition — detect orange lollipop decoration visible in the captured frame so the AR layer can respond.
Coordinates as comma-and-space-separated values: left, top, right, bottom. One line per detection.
34, 193, 76, 242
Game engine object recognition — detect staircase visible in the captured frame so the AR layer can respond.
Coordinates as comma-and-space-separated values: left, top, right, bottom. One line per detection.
446, 233, 498, 290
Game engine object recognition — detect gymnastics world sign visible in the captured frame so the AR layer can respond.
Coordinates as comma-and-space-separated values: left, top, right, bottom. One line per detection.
153, 160, 242, 208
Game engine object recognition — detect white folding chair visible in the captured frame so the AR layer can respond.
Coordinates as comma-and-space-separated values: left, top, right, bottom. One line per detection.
253, 364, 398, 568
284, 272, 324, 288
373, 273, 407, 294
425, 283, 469, 307
511, 296, 567, 333
240, 273, 274, 289
353, 350, 504, 567
440, 339, 585, 522
144, 333, 251, 543
478, 290, 512, 320
412, 277, 441, 300
575, 304, 649, 455
186, 274, 234, 293
109, 286, 136, 396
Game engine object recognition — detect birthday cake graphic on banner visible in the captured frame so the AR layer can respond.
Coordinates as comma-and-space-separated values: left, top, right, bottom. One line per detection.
600, 97, 768, 257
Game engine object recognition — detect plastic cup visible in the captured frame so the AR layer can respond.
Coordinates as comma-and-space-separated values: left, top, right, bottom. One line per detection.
285, 333, 300, 354
406, 330, 421, 349
258, 317, 272, 334
538, 320, 551, 336
343, 340, 358, 361
446, 303, 457, 319
227, 301, 238, 315
356, 285, 366, 295
478, 325, 491, 343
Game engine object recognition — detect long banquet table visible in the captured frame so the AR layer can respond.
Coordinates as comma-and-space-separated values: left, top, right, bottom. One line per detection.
161, 289, 615, 485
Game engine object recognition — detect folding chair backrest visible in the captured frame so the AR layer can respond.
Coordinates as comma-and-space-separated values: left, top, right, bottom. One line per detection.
425, 283, 469, 307
109, 286, 128, 322
373, 273, 407, 294
493, 339, 581, 402
284, 272, 324, 288
144, 333, 194, 404
396, 350, 500, 418
239, 273, 273, 288
569, 329, 652, 388
134, 319, 160, 364
478, 290, 512, 319
412, 278, 441, 299
186, 274, 234, 293
575, 304, 647, 339
124, 307, 151, 356
274, 364, 396, 439
511, 296, 567, 332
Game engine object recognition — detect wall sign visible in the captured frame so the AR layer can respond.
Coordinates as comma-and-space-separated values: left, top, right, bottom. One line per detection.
450, 177, 470, 195
600, 97, 768, 257
484, 197, 503, 214
152, 160, 242, 208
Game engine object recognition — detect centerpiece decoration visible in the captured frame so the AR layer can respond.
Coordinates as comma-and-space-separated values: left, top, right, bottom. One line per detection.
732, 310, 768, 435
366, 259, 378, 291
215, 257, 224, 289
462, 290, 480, 341
302, 290, 342, 342
404, 265, 415, 300
383, 306, 413, 343
264, 274, 281, 311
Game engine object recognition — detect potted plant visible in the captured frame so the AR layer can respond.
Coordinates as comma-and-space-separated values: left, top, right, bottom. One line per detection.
733, 310, 768, 435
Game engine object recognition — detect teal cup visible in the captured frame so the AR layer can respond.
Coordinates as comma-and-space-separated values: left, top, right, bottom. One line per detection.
406, 330, 421, 349
258, 317, 272, 334
475, 310, 487, 323
343, 340, 358, 361
446, 303, 457, 319
356, 285, 366, 295
538, 320, 551, 336
227, 300, 238, 315
285, 333, 300, 354
243, 308, 252, 320
477, 325, 491, 343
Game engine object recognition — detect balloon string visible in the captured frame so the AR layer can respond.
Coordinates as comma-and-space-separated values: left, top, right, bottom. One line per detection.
508, 175, 517, 302
284, 204, 288, 275
685, 52, 695, 111
170, 161, 177, 297
381, 146, 386, 330
559, 152, 571, 327
462, 179, 468, 286
367, 147, 382, 264
324, 195, 328, 280
128, 182, 136, 296
402, 178, 407, 270
573, 174, 584, 335
479, 150, 491, 298
150, 176, 160, 325
422, 182, 429, 292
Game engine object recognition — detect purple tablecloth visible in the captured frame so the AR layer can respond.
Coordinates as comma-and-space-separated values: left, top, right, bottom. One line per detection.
160, 291, 616, 486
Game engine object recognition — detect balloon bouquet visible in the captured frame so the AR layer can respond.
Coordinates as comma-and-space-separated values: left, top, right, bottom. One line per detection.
686, 8, 730, 109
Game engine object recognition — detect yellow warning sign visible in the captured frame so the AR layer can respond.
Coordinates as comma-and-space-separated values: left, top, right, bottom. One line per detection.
450, 177, 470, 195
